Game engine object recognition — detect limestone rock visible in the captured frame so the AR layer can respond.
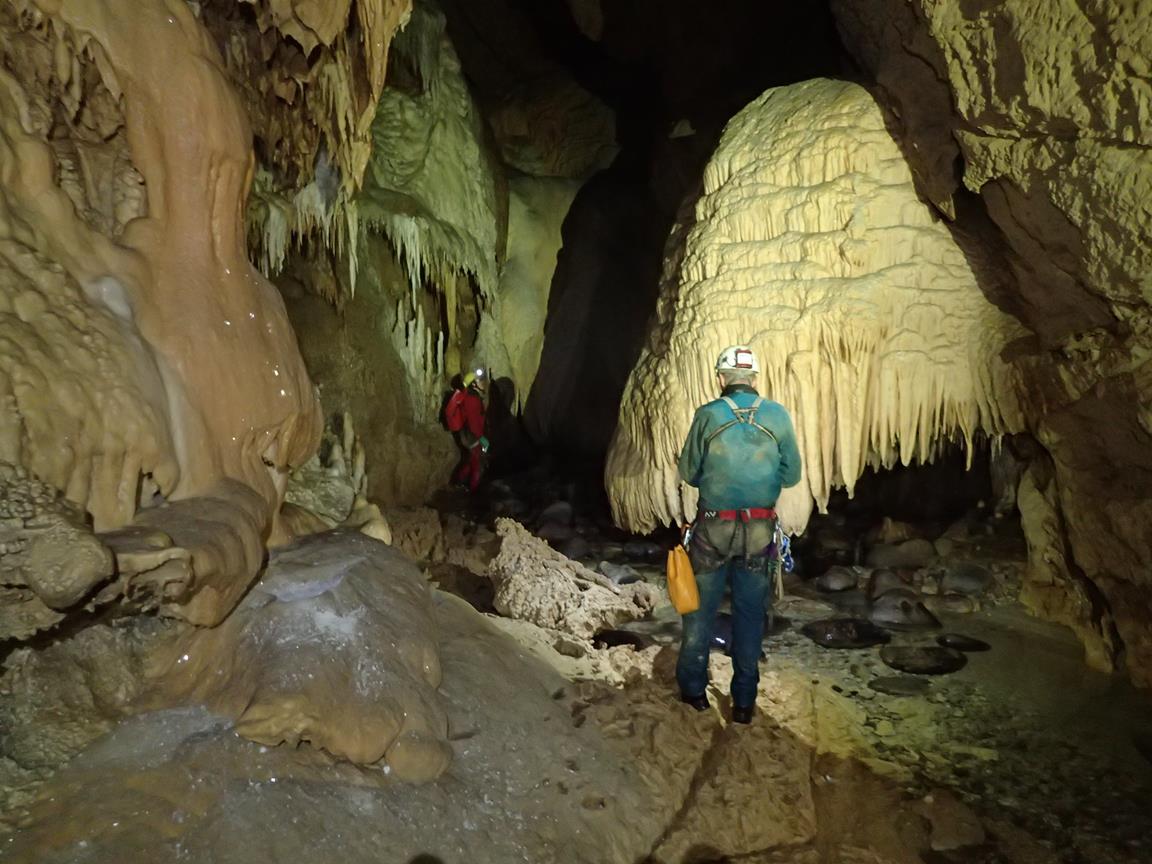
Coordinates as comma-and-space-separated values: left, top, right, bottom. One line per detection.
0, 465, 113, 630
4, 594, 672, 863
284, 412, 367, 528
277, 502, 333, 540
127, 481, 270, 627
277, 252, 460, 508
152, 531, 451, 782
653, 719, 818, 860
814, 565, 862, 593
487, 74, 617, 179
566, 0, 603, 40
479, 177, 580, 409
866, 539, 937, 570
606, 79, 1025, 537
939, 562, 994, 596
868, 591, 941, 631
599, 560, 642, 586
865, 569, 905, 600
487, 518, 659, 639
915, 789, 986, 852
1, 0, 324, 635
0, 618, 167, 818
385, 506, 447, 562
443, 515, 502, 576
201, 0, 411, 195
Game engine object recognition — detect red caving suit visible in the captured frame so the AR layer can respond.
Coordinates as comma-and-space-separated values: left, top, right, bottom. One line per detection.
452, 387, 486, 491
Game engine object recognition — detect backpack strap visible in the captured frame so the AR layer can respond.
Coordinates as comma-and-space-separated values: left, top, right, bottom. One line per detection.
705, 396, 777, 448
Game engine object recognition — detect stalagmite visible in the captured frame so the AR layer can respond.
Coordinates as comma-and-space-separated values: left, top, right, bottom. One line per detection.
606, 79, 1026, 535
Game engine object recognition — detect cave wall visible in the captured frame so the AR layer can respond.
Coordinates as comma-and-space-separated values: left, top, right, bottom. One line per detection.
247, 1, 500, 510
259, 0, 607, 504
277, 240, 458, 506
832, 0, 1152, 683
0, 0, 350, 633
478, 176, 580, 411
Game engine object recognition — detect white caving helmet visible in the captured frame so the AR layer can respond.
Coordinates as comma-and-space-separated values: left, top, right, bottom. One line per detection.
715, 345, 759, 374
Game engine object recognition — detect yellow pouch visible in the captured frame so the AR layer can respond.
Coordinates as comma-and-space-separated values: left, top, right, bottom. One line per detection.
666, 544, 699, 614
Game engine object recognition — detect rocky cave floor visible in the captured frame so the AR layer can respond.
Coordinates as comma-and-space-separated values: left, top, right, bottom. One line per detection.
1, 473, 1150, 864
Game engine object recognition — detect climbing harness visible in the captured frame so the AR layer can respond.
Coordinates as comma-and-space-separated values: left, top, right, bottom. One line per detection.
703, 396, 778, 450
701, 507, 777, 521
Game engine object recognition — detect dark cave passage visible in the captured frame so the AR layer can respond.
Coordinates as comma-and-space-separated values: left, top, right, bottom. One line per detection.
440, 0, 850, 465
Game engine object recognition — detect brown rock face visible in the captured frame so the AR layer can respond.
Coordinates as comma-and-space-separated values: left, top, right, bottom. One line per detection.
0, 0, 377, 628
833, 0, 1152, 683
152, 531, 452, 782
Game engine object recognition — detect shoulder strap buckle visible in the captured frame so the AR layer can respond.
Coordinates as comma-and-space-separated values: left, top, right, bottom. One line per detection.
705, 396, 778, 449
721, 395, 764, 426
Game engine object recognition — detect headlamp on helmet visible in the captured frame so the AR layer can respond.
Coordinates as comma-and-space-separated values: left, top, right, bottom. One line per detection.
715, 345, 759, 374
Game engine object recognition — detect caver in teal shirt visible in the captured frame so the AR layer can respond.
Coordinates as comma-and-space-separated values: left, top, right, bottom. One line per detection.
677, 384, 802, 509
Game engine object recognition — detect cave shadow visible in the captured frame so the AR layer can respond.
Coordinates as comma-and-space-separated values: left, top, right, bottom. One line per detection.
485, 375, 541, 478
521, 162, 669, 460
513, 1, 850, 470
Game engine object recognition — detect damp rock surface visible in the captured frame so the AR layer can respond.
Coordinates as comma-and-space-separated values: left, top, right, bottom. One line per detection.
800, 617, 891, 649
880, 645, 968, 676
1, 594, 664, 864
150, 530, 451, 781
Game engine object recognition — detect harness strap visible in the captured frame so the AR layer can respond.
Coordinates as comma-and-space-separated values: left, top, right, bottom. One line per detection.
705, 396, 778, 448
700, 507, 777, 522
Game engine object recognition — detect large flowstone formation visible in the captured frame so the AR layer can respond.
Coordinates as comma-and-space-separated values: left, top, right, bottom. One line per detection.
607, 79, 1025, 537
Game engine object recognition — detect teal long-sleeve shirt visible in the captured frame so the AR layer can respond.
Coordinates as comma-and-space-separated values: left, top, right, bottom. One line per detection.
677, 384, 802, 510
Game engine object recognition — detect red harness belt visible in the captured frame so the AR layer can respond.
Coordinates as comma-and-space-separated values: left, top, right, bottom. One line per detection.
702, 507, 777, 522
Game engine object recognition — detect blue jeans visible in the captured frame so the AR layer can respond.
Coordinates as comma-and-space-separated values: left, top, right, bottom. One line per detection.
676, 556, 773, 708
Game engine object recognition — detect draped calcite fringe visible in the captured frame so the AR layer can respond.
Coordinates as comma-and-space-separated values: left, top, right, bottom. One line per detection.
250, 2, 501, 413
606, 80, 1026, 535
249, 3, 497, 300
202, 0, 412, 196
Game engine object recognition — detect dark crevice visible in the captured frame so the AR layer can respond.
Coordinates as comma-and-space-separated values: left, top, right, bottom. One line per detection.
434, 0, 851, 464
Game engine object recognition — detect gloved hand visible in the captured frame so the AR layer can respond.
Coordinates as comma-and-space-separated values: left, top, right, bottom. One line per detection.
479, 436, 490, 453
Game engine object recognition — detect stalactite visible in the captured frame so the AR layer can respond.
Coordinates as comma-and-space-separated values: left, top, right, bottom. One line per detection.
248, 0, 500, 396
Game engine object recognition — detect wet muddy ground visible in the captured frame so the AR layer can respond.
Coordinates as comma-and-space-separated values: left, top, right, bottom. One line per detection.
3, 472, 1151, 864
